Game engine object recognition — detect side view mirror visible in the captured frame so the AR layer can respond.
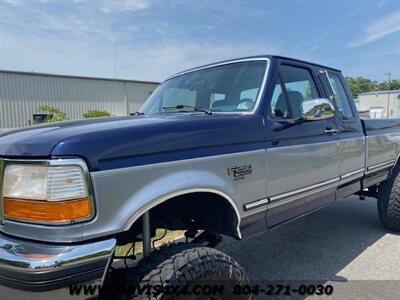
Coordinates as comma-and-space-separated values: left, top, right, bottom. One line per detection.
301, 98, 335, 121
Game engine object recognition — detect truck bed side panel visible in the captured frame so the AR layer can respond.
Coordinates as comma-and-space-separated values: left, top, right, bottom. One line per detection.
361, 119, 400, 174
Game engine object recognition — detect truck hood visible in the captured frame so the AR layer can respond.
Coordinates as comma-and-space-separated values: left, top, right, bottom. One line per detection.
0, 114, 264, 171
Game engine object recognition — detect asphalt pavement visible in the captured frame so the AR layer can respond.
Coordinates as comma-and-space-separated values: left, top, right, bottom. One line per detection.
2, 196, 400, 299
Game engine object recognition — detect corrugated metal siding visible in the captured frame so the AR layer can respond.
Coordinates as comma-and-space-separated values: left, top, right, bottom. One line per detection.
0, 71, 159, 128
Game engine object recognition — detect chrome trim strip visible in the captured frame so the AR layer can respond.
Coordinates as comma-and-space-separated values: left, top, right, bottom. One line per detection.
244, 198, 268, 211
167, 57, 269, 80
269, 177, 340, 202
124, 188, 242, 239
160, 57, 270, 115
367, 160, 396, 172
0, 158, 96, 226
341, 168, 364, 179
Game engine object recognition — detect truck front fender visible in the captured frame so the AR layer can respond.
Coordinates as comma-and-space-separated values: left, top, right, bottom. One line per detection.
120, 170, 241, 238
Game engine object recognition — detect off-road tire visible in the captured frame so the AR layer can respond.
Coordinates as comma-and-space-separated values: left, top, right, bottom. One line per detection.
377, 164, 400, 231
102, 243, 249, 300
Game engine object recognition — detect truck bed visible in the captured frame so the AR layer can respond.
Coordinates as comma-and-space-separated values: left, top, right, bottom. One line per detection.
361, 118, 400, 175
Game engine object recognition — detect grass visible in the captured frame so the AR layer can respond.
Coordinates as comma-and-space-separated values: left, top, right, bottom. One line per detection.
115, 229, 185, 257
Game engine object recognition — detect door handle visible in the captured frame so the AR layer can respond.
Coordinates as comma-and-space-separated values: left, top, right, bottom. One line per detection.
324, 127, 339, 135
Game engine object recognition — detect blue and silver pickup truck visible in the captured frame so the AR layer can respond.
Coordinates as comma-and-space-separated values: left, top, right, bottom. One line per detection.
0, 55, 399, 298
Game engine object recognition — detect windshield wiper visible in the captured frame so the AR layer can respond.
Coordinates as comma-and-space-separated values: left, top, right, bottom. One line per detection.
130, 111, 144, 115
162, 104, 212, 115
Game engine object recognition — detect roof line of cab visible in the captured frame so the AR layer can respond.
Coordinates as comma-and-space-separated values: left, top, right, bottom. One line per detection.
167, 55, 341, 81
271, 55, 341, 72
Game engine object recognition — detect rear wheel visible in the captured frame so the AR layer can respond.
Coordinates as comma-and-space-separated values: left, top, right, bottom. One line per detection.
102, 243, 249, 300
377, 164, 400, 231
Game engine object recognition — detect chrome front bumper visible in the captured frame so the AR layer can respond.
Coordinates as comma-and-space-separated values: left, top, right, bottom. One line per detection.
0, 232, 116, 291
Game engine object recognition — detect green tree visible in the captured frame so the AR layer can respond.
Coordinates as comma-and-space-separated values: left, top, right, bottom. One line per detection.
83, 109, 111, 118
378, 79, 400, 91
392, 80, 400, 90
38, 105, 66, 122
345, 77, 400, 99
345, 76, 378, 98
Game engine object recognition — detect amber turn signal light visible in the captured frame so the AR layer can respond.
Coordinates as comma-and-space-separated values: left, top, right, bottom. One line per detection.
3, 197, 91, 223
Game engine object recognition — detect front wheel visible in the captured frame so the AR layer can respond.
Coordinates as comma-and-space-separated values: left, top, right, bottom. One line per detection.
103, 243, 249, 300
377, 164, 400, 231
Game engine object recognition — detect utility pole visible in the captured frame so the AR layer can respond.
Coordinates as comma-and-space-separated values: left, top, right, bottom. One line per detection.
384, 72, 391, 118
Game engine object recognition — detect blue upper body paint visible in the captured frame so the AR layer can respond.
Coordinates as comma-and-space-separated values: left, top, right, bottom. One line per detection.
0, 113, 266, 171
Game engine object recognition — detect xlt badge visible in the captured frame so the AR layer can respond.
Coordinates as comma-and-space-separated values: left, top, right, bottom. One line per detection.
228, 165, 252, 180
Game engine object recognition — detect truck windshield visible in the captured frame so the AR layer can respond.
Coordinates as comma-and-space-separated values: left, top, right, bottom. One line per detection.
140, 60, 267, 114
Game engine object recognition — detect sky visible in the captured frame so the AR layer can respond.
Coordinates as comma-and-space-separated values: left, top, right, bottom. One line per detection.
0, 0, 399, 82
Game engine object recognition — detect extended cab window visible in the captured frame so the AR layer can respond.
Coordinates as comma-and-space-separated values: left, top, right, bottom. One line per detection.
327, 72, 354, 120
270, 65, 319, 119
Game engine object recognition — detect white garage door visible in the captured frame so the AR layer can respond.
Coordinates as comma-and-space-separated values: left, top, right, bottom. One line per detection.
369, 107, 384, 119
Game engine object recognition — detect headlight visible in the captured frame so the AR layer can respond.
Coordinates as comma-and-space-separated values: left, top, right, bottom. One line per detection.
1, 159, 94, 224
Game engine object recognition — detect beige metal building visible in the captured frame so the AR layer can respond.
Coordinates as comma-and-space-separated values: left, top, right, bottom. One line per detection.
0, 70, 159, 130
357, 89, 400, 119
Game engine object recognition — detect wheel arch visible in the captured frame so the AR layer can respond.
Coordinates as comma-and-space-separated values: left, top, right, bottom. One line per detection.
123, 188, 242, 239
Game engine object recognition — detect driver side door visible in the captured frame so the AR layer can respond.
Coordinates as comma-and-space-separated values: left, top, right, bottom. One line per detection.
265, 61, 340, 227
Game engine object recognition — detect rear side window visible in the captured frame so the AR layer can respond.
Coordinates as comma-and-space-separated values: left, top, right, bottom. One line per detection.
270, 65, 320, 119
327, 72, 354, 120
